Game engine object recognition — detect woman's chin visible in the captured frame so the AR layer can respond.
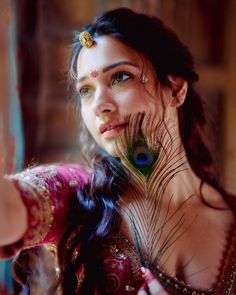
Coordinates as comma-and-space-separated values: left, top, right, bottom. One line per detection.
105, 147, 122, 158
102, 141, 123, 158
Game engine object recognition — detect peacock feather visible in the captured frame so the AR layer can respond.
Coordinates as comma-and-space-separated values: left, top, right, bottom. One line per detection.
114, 112, 195, 269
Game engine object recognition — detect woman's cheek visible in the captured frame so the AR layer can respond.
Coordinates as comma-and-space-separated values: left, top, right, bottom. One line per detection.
80, 109, 93, 136
81, 106, 91, 127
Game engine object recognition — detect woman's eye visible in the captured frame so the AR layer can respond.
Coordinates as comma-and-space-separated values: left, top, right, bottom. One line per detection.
78, 87, 91, 98
112, 72, 132, 86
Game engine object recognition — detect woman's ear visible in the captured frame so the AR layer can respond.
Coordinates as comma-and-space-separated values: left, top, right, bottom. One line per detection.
168, 75, 188, 107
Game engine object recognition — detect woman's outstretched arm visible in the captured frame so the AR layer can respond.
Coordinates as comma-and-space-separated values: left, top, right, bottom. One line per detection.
0, 161, 90, 257
0, 100, 89, 257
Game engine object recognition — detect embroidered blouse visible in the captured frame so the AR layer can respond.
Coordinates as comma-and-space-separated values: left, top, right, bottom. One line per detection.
0, 164, 236, 294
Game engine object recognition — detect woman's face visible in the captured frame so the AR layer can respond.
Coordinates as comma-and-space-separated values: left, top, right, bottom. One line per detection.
76, 36, 175, 156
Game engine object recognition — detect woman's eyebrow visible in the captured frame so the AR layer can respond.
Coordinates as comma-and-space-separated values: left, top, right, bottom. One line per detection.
76, 61, 139, 83
102, 61, 139, 72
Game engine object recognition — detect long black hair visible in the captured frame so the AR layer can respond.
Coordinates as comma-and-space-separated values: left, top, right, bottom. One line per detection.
69, 7, 216, 185
16, 8, 230, 295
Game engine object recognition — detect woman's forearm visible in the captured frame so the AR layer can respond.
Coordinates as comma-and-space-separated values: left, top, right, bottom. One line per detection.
0, 177, 27, 246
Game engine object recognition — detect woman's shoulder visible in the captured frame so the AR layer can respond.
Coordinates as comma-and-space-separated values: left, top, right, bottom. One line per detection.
37, 162, 91, 185
201, 181, 236, 210
199, 183, 235, 232
10, 163, 90, 181
7, 162, 91, 191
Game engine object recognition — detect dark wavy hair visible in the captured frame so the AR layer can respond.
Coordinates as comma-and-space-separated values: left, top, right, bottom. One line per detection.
56, 7, 230, 295
69, 8, 214, 183
14, 7, 230, 295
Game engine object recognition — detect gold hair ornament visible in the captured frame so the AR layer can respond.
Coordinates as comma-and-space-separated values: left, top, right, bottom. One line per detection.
79, 31, 95, 48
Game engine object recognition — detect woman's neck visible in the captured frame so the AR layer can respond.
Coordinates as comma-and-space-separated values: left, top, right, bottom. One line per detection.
118, 141, 203, 259
120, 137, 201, 206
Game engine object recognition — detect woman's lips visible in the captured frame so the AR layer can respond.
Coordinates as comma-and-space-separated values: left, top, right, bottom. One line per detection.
100, 122, 126, 139
102, 124, 126, 140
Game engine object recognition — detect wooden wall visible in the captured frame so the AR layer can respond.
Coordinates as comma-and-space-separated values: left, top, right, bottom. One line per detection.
15, 0, 236, 193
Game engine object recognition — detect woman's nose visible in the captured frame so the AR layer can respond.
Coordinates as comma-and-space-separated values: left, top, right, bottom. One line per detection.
93, 87, 117, 116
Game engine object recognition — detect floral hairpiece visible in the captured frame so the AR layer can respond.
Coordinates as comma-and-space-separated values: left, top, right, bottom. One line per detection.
79, 31, 95, 48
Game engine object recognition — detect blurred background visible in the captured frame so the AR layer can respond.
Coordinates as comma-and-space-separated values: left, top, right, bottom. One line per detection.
0, 0, 236, 293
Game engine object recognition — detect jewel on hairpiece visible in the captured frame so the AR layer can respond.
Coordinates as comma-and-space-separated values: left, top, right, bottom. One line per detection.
79, 31, 94, 48
90, 69, 99, 78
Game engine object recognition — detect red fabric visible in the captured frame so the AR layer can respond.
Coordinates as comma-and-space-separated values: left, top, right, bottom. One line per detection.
0, 163, 90, 258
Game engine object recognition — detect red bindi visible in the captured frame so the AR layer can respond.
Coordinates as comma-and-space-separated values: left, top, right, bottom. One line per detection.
90, 69, 99, 78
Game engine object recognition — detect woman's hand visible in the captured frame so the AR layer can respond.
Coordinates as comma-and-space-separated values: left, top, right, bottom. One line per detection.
137, 267, 169, 295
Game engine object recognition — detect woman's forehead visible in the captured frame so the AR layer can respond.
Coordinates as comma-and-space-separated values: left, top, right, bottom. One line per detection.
76, 36, 142, 77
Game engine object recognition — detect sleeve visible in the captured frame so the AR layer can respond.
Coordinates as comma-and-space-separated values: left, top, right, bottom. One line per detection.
0, 163, 90, 258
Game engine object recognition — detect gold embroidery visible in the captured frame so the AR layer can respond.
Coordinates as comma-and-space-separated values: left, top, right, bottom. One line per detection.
6, 166, 56, 249
107, 232, 218, 295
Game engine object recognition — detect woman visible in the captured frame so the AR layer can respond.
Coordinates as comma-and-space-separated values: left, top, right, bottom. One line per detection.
0, 7, 235, 295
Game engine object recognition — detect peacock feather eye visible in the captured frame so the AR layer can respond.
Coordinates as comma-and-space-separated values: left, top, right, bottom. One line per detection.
127, 137, 160, 177
133, 147, 151, 165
